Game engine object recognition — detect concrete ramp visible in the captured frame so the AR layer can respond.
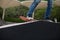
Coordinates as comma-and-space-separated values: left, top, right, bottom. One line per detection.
21, 1, 47, 9
55, 0, 60, 6
0, 21, 60, 40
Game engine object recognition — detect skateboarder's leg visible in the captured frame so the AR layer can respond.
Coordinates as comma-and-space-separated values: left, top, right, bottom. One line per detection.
20, 0, 41, 21
43, 0, 53, 22
27, 0, 41, 17
44, 0, 52, 19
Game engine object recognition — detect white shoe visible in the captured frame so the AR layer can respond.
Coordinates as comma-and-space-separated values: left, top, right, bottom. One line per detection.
27, 16, 33, 20
46, 20, 53, 22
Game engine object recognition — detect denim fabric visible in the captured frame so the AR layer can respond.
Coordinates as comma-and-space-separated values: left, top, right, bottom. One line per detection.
44, 0, 52, 19
27, 0, 52, 19
27, 0, 41, 17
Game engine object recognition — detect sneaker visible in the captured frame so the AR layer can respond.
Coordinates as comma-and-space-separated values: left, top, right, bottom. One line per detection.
19, 16, 34, 22
47, 20, 53, 22
27, 16, 33, 20
44, 20, 53, 22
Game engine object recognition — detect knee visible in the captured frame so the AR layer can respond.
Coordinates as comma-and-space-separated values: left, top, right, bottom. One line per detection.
35, 0, 41, 3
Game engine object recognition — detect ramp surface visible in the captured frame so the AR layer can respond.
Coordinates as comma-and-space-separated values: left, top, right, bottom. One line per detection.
0, 21, 60, 40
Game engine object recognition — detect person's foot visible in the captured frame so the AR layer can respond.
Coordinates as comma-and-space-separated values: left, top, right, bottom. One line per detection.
43, 20, 53, 22
19, 16, 34, 22
46, 20, 53, 22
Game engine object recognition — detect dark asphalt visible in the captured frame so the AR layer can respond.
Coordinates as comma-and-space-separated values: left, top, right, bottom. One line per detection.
0, 21, 60, 40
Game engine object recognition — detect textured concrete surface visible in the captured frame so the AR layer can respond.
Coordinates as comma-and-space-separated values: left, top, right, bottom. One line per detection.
0, 0, 60, 9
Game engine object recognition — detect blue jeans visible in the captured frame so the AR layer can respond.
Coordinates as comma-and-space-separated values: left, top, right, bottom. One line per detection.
45, 0, 52, 19
27, 0, 52, 19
